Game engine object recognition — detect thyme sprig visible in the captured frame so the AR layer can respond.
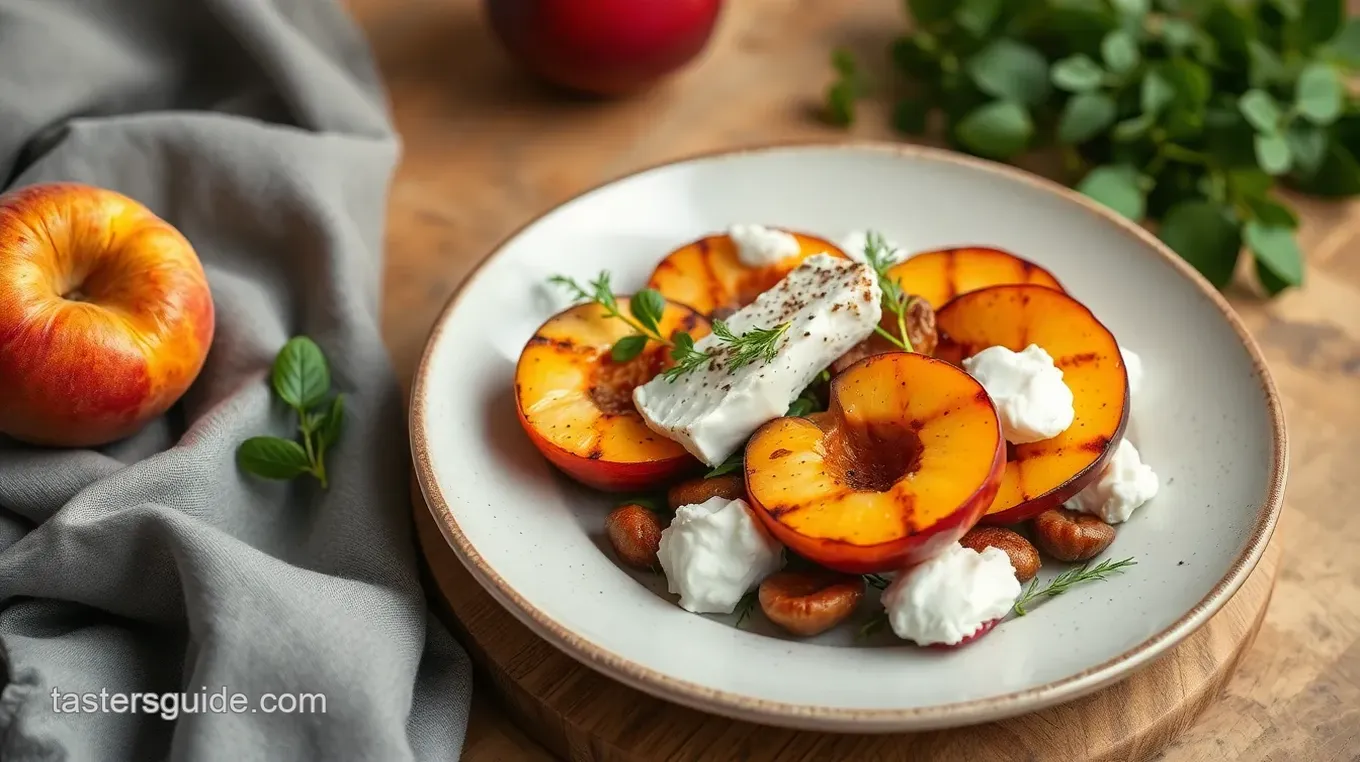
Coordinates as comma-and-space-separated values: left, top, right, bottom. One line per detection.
860, 231, 916, 353
1013, 557, 1137, 616
550, 272, 789, 381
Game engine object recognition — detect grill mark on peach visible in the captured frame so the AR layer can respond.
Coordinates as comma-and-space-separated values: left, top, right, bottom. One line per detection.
943, 250, 958, 302
696, 237, 726, 313
1060, 351, 1101, 367
1019, 258, 1035, 279
769, 448, 793, 459
1079, 435, 1111, 453
526, 334, 580, 353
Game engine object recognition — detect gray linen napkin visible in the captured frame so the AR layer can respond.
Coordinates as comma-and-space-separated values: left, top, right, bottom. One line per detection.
0, 0, 472, 759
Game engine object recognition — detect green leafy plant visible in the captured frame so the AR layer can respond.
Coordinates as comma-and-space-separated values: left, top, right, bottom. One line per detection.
237, 336, 345, 488
549, 273, 790, 380
828, 0, 1360, 294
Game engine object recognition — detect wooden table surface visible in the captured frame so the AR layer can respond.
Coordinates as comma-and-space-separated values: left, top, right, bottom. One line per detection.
346, 2, 1360, 759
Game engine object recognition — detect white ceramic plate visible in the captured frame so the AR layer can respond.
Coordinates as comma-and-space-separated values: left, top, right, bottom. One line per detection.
411, 143, 1286, 732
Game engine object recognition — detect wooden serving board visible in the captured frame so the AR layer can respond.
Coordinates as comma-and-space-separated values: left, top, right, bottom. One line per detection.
413, 482, 1280, 762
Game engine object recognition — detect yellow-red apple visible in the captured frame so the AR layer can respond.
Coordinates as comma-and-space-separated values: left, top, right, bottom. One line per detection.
0, 183, 215, 447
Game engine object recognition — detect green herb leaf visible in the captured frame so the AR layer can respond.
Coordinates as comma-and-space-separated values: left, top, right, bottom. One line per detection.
705, 450, 744, 479
1295, 63, 1343, 126
611, 334, 648, 363
1013, 558, 1137, 616
955, 0, 1003, 37
1111, 0, 1149, 20
1255, 257, 1293, 296
1246, 197, 1300, 229
1246, 41, 1288, 88
629, 289, 666, 335
1238, 90, 1282, 134
1285, 124, 1329, 178
966, 40, 1050, 106
1255, 132, 1293, 175
825, 80, 857, 127
1244, 221, 1305, 288
1078, 165, 1146, 221
893, 96, 931, 135
318, 394, 345, 450
1112, 113, 1155, 141
908, 0, 955, 25
955, 101, 1033, 159
1159, 201, 1242, 288
786, 397, 818, 418
1051, 55, 1105, 92
1298, 0, 1344, 49
237, 436, 312, 480
1140, 70, 1175, 114
1059, 92, 1118, 144
1323, 18, 1360, 66
272, 336, 331, 411
1292, 135, 1360, 196
1101, 30, 1140, 74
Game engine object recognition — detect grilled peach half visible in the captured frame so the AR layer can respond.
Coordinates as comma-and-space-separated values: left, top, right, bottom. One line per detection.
646, 229, 846, 317
935, 285, 1129, 524
889, 247, 1064, 310
515, 297, 710, 491
745, 353, 1004, 573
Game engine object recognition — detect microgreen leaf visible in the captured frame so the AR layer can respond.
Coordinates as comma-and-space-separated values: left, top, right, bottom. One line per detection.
1050, 55, 1105, 92
272, 336, 331, 411
966, 39, 1050, 106
629, 289, 666, 335
611, 335, 648, 363
1058, 92, 1117, 144
1244, 221, 1305, 288
1100, 30, 1140, 74
1255, 132, 1293, 175
1078, 165, 1146, 221
238, 436, 312, 480
955, 101, 1033, 159
1159, 201, 1242, 288
1295, 63, 1343, 126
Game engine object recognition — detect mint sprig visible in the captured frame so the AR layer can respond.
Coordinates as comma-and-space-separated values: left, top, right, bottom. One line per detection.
237, 336, 344, 488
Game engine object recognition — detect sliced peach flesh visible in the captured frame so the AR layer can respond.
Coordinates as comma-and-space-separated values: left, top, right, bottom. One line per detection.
934, 284, 1129, 524
888, 247, 1064, 310
745, 353, 1004, 573
646, 230, 847, 316
514, 298, 710, 491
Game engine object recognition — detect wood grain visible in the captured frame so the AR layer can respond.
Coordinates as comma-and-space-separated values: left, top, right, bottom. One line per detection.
344, 1, 1360, 759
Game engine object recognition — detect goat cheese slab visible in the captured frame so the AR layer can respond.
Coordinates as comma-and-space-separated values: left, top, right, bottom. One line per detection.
633, 254, 881, 466
729, 224, 801, 267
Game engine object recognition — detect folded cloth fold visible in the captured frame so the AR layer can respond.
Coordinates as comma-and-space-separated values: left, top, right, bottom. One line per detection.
0, 0, 471, 759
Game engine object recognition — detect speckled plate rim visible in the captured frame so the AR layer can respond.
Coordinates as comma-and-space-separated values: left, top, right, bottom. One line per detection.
409, 140, 1288, 733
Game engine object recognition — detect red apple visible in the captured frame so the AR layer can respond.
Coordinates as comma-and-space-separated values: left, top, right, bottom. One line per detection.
486, 0, 723, 96
0, 183, 215, 447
